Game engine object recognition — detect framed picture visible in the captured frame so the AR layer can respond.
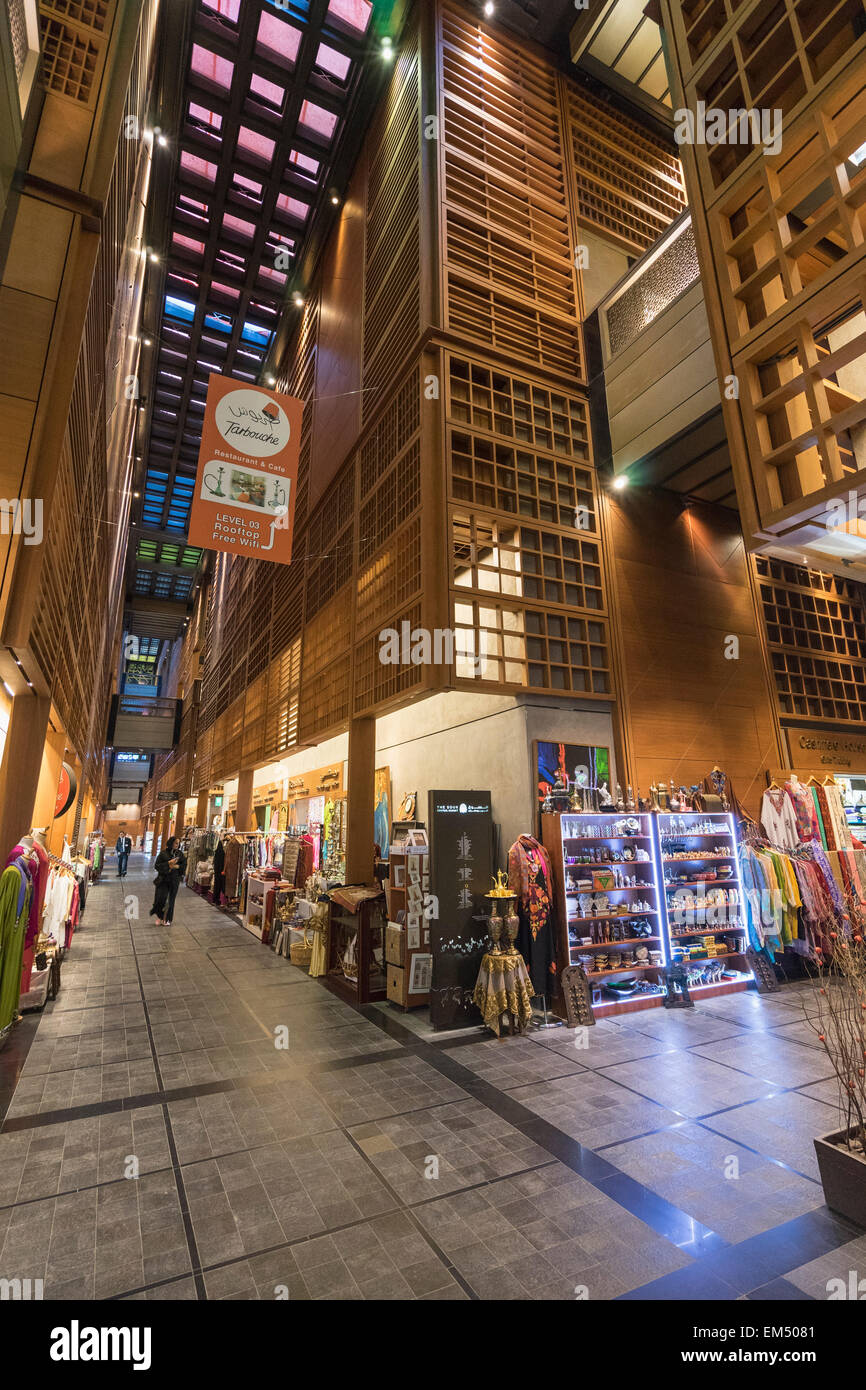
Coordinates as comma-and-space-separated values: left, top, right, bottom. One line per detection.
533, 741, 612, 830
409, 953, 432, 993
406, 828, 428, 848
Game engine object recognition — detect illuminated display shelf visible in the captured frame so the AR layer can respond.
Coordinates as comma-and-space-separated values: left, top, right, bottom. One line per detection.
657, 810, 753, 1001
542, 811, 668, 1017
543, 808, 756, 1017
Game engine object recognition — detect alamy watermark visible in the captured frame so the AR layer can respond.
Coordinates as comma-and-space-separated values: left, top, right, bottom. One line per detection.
674, 102, 782, 157
379, 622, 489, 676
0, 499, 42, 545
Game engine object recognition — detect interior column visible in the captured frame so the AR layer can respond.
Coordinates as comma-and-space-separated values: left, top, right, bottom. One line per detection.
32, 725, 65, 831
235, 769, 254, 832
195, 790, 209, 827
345, 716, 376, 885
0, 692, 50, 857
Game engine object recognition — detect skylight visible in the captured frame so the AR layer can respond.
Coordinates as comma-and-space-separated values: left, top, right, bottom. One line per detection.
298, 99, 338, 141
190, 44, 234, 92
326, 0, 372, 36
256, 11, 302, 65
237, 125, 276, 164
250, 72, 285, 107
316, 42, 351, 81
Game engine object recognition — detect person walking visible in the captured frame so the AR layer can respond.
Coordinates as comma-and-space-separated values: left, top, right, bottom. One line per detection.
150, 836, 186, 925
115, 832, 132, 879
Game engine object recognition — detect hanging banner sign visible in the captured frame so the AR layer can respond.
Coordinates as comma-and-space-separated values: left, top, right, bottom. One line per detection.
188, 373, 304, 566
54, 762, 77, 818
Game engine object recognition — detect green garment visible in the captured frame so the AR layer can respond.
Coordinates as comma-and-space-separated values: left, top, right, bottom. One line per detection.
0, 865, 30, 1031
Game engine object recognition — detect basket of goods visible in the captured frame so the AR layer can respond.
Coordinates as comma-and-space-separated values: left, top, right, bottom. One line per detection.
290, 925, 314, 967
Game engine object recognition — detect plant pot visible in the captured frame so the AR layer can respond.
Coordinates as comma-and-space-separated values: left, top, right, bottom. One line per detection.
814, 1127, 866, 1227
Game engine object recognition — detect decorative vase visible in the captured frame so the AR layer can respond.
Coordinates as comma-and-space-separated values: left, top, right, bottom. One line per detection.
504, 910, 519, 949
488, 914, 503, 952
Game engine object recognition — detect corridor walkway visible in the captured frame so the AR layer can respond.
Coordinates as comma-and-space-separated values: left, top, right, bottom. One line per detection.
0, 854, 864, 1301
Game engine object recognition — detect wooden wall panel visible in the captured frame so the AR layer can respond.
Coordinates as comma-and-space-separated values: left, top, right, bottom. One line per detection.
307, 153, 367, 511
609, 489, 779, 816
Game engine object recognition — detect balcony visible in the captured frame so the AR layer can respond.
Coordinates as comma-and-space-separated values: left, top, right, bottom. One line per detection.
592, 212, 737, 508
108, 695, 182, 753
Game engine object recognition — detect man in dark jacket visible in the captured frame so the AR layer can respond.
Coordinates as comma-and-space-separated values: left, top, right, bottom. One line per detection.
115, 833, 132, 879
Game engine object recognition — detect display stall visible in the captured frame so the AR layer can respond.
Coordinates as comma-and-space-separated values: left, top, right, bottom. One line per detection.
326, 885, 387, 1003
384, 845, 432, 1009
543, 810, 669, 1017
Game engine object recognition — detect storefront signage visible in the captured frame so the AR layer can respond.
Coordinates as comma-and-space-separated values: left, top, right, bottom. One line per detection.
54, 762, 77, 818
786, 726, 866, 770
428, 790, 493, 1030
156, 791, 178, 801
188, 373, 304, 566
282, 765, 344, 801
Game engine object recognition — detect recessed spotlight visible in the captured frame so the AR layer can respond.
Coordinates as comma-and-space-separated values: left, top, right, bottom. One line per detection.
484, 1, 495, 14
331, 193, 340, 206
611, 474, 629, 491
382, 36, 394, 58
143, 337, 152, 346
266, 375, 276, 387
292, 293, 304, 308
133, 491, 141, 499
157, 134, 168, 147
149, 252, 159, 263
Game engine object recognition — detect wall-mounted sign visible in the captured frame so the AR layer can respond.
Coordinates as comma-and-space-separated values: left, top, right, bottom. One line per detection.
54, 762, 77, 818
214, 795, 223, 808
188, 373, 304, 566
785, 726, 866, 771
156, 791, 178, 802
428, 790, 493, 1030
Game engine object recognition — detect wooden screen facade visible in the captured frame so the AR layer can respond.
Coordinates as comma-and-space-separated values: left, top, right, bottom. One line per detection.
0, 0, 159, 817
659, 0, 866, 555
185, 0, 687, 795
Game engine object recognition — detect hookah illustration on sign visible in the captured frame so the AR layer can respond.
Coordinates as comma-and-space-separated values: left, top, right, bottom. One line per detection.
268, 480, 287, 510
204, 464, 225, 497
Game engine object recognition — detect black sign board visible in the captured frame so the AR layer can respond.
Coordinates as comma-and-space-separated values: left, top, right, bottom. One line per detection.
428, 790, 493, 1030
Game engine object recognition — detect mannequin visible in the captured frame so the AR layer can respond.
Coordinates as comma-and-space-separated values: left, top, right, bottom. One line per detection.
507, 834, 556, 997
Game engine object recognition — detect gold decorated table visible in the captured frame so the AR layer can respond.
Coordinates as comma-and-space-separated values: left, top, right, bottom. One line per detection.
473, 948, 535, 1037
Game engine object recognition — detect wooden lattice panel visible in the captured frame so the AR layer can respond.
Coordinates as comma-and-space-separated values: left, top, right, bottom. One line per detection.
356, 516, 423, 640
359, 439, 421, 565
709, 62, 866, 347
451, 596, 611, 694
447, 354, 591, 461
564, 85, 687, 254
362, 26, 420, 414
451, 514, 605, 613
353, 601, 425, 715
439, 0, 582, 380
756, 556, 866, 722
359, 365, 420, 498
302, 590, 352, 680
262, 641, 301, 761
299, 655, 351, 740
734, 283, 866, 515
672, 0, 866, 195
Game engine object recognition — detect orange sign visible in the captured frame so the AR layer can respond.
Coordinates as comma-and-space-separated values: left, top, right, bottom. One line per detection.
188, 373, 304, 565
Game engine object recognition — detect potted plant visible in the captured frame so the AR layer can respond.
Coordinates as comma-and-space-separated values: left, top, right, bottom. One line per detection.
806, 928, 866, 1226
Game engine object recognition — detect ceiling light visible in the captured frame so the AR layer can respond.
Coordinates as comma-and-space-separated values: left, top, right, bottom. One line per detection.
2, 682, 12, 697
133, 491, 140, 499
157, 134, 168, 147
611, 474, 629, 491
484, 1, 495, 14
266, 374, 276, 386
331, 193, 340, 205
149, 252, 159, 263
382, 36, 394, 58
292, 292, 304, 308
143, 337, 152, 346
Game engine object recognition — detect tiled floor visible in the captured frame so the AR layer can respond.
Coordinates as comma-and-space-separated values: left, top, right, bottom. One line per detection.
0, 854, 862, 1301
